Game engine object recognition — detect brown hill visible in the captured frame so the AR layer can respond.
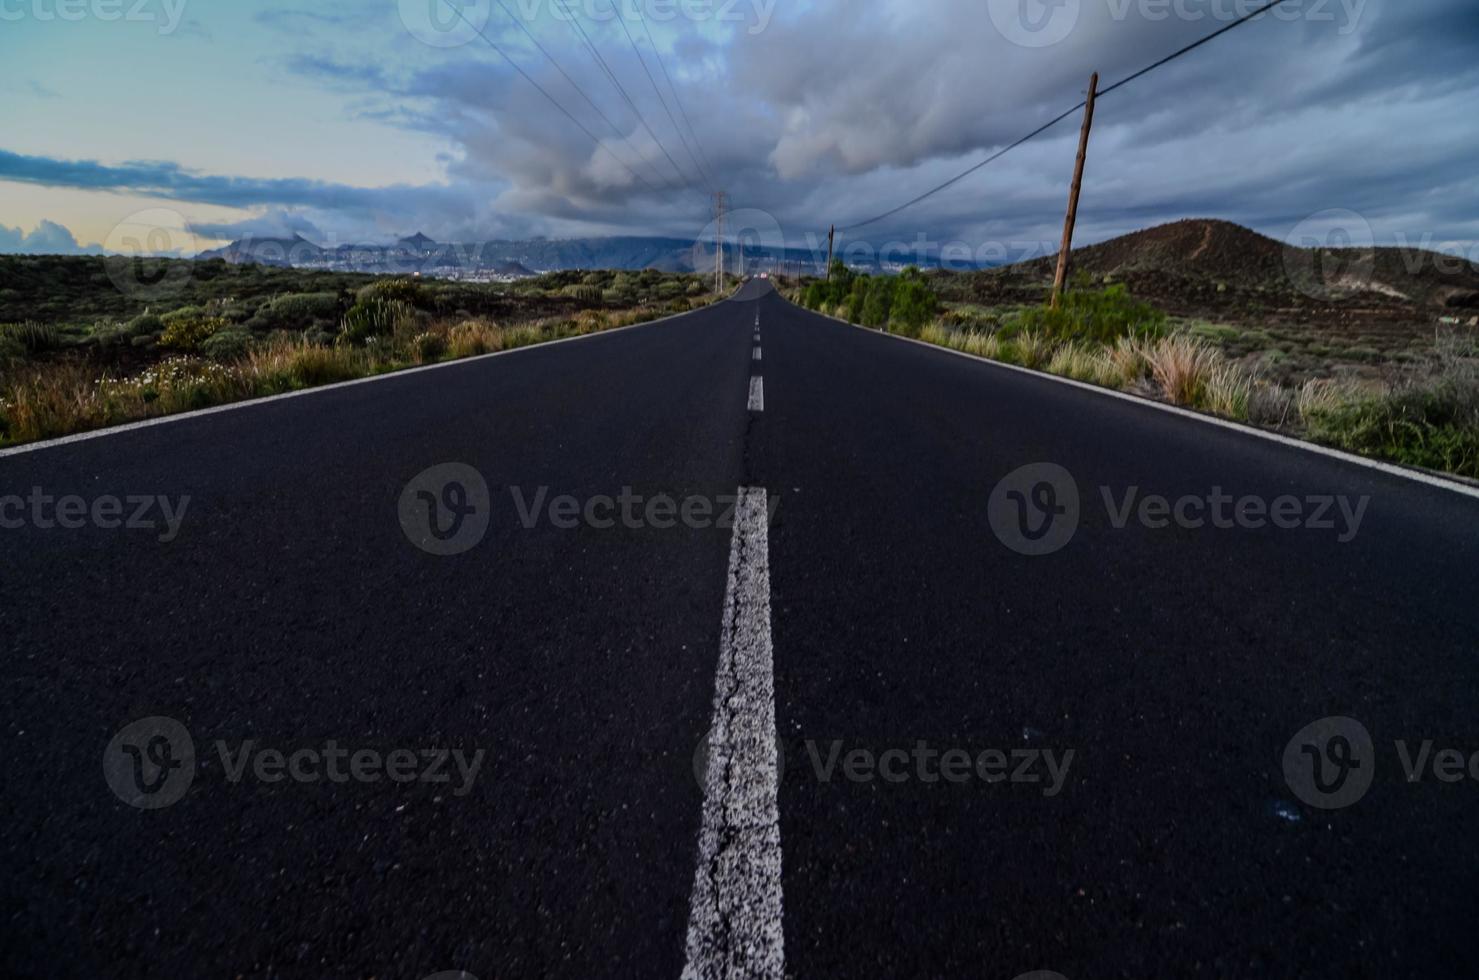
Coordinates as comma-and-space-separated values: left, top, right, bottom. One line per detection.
999, 218, 1479, 315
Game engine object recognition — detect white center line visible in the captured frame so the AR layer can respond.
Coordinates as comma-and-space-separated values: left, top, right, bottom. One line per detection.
747, 376, 764, 412
681, 487, 784, 980
752, 348, 762, 362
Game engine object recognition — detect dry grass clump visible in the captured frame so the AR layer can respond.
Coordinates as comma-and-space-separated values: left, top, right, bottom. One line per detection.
1009, 330, 1054, 370
1202, 361, 1256, 419
448, 319, 504, 358
1102, 336, 1150, 386
1143, 335, 1221, 406
1296, 378, 1356, 421
1047, 343, 1119, 387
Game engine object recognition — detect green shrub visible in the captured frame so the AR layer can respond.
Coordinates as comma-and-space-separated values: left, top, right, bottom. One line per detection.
125, 313, 165, 338
845, 276, 871, 323
159, 313, 229, 351
90, 321, 131, 350
200, 326, 254, 361
303, 325, 334, 347
412, 331, 448, 364
861, 278, 893, 328
1015, 284, 1165, 345
802, 281, 827, 310
889, 271, 937, 336
340, 297, 417, 346
1187, 322, 1243, 344
356, 278, 425, 307
247, 292, 343, 332
1306, 379, 1479, 478
0, 321, 64, 355
561, 284, 603, 303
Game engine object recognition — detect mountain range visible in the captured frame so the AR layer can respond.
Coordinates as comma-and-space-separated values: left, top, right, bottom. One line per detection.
194, 232, 978, 277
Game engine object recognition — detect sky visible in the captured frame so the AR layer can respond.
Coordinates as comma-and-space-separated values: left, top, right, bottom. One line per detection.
1, 0, 1477, 262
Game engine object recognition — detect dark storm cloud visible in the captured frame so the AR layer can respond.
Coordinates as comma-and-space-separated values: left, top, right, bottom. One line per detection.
4, 0, 1476, 251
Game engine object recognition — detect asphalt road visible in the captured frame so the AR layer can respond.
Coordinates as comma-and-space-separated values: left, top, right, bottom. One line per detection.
3, 280, 1477, 979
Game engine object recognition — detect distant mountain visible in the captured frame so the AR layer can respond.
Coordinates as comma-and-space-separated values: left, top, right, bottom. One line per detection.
195, 233, 994, 277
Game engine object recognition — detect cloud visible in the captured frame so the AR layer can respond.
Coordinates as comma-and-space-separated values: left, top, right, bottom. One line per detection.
187, 209, 327, 242
254, 0, 1479, 248
0, 220, 103, 255
0, 148, 532, 242
6, 0, 1478, 252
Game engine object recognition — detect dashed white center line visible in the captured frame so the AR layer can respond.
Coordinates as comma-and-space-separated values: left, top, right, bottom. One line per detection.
752, 348, 762, 362
681, 487, 784, 980
747, 376, 764, 412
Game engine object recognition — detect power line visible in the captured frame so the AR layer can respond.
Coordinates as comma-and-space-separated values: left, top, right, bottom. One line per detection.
839, 0, 1298, 232
485, 0, 672, 192
563, 6, 698, 191
439, 1, 662, 195
636, 6, 717, 190
617, 6, 709, 190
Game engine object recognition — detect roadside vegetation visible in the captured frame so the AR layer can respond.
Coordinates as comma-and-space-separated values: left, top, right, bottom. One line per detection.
0, 258, 722, 447
795, 262, 1479, 479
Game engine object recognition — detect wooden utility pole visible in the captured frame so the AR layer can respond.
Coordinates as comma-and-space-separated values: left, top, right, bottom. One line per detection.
1051, 72, 1099, 310
826, 225, 835, 280
712, 191, 727, 294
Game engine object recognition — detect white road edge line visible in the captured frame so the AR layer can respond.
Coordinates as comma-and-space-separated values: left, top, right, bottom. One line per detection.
748, 376, 765, 412
802, 306, 1479, 502
682, 487, 784, 980
0, 289, 745, 460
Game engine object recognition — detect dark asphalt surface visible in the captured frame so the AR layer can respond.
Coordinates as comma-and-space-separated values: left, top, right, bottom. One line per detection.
3, 280, 1478, 979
